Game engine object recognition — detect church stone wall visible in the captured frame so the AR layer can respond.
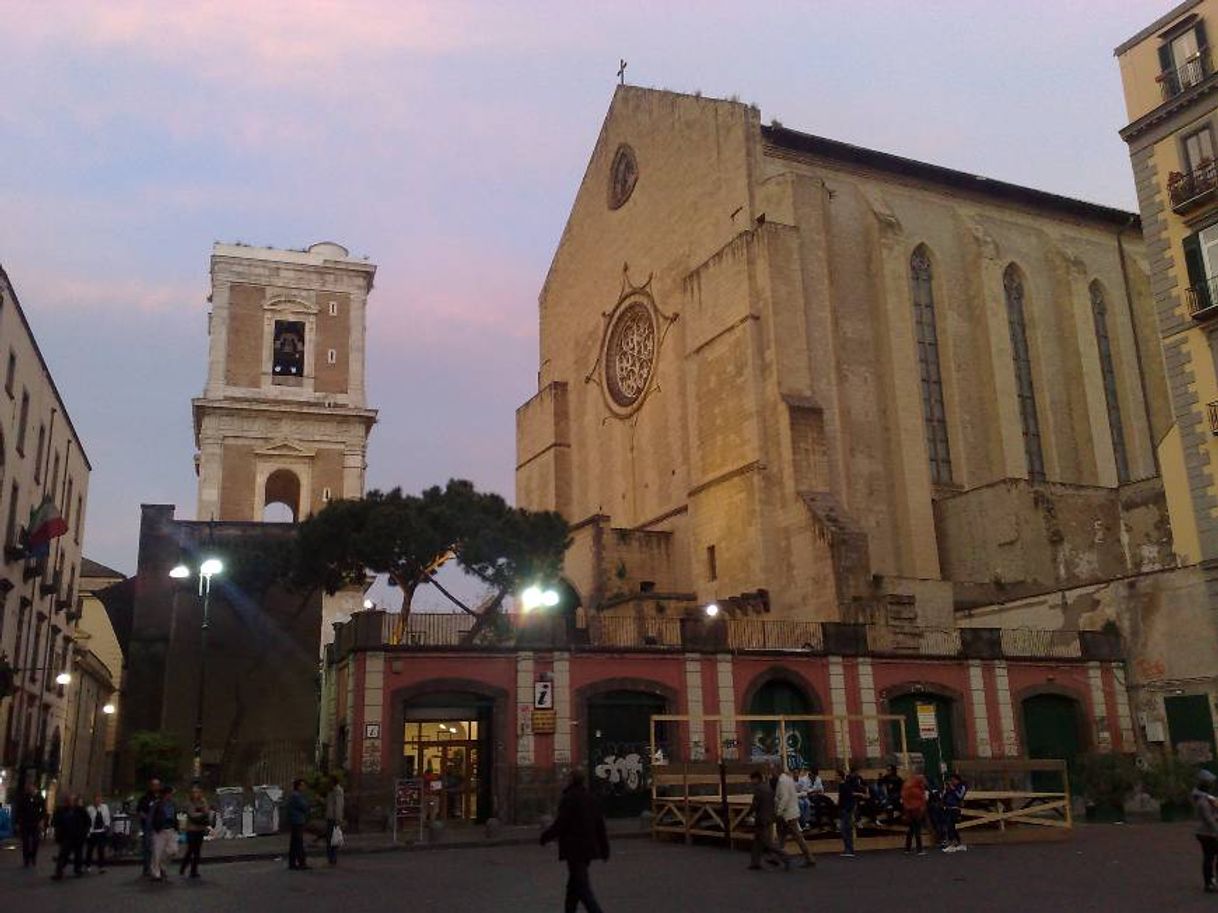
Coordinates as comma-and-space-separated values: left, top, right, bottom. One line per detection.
521, 86, 1175, 632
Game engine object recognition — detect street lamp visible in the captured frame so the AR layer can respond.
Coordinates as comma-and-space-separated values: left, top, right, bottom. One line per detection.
704, 603, 720, 618
55, 672, 71, 686
170, 556, 223, 780
520, 585, 560, 613
102, 703, 116, 715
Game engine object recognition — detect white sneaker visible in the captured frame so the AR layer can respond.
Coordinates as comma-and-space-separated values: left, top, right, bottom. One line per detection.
955, 845, 967, 852
942, 845, 957, 853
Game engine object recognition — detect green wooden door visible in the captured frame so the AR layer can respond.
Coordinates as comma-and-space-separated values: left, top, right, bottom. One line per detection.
1165, 694, 1217, 770
746, 680, 819, 770
889, 694, 955, 783
1022, 694, 1081, 791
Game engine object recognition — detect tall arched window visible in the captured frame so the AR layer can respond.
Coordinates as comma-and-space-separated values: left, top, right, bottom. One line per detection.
910, 246, 953, 484
1004, 265, 1046, 482
1090, 281, 1130, 483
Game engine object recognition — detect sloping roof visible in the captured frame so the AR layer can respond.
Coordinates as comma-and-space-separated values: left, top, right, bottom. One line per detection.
761, 124, 1139, 229
81, 557, 126, 580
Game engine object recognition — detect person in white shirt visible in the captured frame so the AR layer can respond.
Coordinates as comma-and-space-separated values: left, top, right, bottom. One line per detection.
774, 768, 816, 868
84, 794, 111, 872
795, 769, 813, 829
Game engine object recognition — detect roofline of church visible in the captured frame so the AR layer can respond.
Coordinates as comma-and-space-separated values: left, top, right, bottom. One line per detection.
761, 124, 1139, 229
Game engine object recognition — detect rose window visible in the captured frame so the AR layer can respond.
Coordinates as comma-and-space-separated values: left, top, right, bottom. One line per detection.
605, 301, 656, 408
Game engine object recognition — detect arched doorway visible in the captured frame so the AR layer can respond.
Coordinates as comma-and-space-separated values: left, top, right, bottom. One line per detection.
746, 677, 823, 771
587, 689, 668, 817
889, 692, 956, 782
1023, 693, 1085, 787
263, 469, 301, 522
401, 691, 494, 822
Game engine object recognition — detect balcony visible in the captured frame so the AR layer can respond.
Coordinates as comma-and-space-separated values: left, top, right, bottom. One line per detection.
1209, 401, 1218, 436
1169, 159, 1218, 213
1187, 275, 1218, 319
1159, 49, 1212, 102
329, 610, 1120, 663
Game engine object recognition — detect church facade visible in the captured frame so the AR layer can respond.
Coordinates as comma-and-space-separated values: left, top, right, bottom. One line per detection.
516, 87, 1210, 756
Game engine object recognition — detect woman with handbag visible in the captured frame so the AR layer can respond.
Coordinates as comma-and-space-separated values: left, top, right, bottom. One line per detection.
324, 776, 345, 866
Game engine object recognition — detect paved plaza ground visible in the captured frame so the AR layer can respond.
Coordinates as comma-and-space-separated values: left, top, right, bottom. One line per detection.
1, 821, 1212, 912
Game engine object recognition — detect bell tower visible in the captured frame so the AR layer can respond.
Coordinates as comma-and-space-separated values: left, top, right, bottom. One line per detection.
192, 241, 378, 522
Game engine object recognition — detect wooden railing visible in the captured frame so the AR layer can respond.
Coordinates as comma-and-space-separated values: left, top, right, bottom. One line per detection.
651, 757, 1071, 851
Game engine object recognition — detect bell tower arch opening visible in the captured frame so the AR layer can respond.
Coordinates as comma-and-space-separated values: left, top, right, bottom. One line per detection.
263, 468, 302, 522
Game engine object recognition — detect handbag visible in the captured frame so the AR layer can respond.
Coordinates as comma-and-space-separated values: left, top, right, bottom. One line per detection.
330, 825, 344, 848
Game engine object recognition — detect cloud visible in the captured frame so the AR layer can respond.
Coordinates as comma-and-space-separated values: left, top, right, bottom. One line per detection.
11, 270, 203, 316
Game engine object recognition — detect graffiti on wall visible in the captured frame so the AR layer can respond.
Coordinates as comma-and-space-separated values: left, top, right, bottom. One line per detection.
749, 726, 809, 770
592, 741, 653, 793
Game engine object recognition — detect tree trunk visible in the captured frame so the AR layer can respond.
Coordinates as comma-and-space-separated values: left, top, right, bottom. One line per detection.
458, 588, 509, 645
393, 577, 418, 643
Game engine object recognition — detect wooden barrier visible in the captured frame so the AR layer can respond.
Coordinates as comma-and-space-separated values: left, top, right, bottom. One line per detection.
648, 718, 1072, 852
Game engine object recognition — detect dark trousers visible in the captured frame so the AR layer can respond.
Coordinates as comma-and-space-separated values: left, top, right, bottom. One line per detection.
180, 832, 203, 876
750, 822, 786, 867
288, 824, 307, 869
564, 859, 605, 913
905, 816, 924, 852
85, 834, 107, 869
839, 810, 855, 854
21, 827, 40, 866
141, 826, 152, 874
944, 808, 961, 845
1199, 834, 1218, 888
54, 839, 84, 877
325, 820, 338, 865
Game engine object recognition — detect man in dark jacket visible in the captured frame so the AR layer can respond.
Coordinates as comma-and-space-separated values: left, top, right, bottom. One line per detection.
747, 768, 789, 870
541, 769, 610, 913
16, 783, 46, 868
286, 779, 311, 871
51, 794, 89, 880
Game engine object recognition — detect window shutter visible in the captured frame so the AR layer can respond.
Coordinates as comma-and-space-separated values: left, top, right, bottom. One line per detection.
1196, 20, 1209, 53
1184, 231, 1207, 287
1161, 41, 1175, 73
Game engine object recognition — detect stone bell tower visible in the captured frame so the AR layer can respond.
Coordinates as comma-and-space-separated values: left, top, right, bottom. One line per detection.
192, 241, 378, 522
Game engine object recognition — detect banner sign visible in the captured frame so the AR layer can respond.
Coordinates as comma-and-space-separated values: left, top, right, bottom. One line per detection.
916, 703, 939, 740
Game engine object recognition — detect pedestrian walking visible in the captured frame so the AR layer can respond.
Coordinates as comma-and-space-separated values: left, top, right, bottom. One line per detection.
942, 773, 968, 852
774, 767, 815, 868
837, 767, 867, 857
84, 793, 111, 872
1193, 769, 1218, 893
901, 773, 929, 855
540, 769, 611, 912
325, 775, 345, 866
136, 777, 162, 876
746, 769, 789, 871
286, 778, 311, 870
51, 794, 89, 880
149, 785, 178, 882
179, 785, 209, 878
16, 783, 46, 868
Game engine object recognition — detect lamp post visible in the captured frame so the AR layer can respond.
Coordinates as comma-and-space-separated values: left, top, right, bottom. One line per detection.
170, 557, 223, 781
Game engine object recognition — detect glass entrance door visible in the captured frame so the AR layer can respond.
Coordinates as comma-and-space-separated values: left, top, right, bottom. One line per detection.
404, 720, 481, 821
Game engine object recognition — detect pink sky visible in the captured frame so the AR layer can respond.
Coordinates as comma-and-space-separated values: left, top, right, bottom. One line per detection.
0, 0, 1170, 587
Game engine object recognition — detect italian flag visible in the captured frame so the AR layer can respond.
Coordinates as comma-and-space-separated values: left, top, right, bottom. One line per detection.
27, 495, 68, 557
